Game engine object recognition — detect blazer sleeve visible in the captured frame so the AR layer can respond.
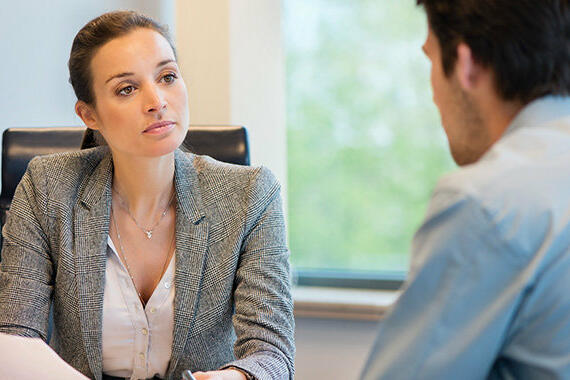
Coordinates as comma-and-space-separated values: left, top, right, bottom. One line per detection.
222, 166, 295, 380
0, 157, 53, 340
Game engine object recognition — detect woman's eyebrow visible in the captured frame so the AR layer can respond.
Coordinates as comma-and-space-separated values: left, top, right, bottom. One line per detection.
104, 59, 176, 84
105, 72, 134, 84
157, 59, 176, 68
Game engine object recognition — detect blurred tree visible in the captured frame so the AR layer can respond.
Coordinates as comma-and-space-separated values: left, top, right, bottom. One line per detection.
285, 0, 454, 273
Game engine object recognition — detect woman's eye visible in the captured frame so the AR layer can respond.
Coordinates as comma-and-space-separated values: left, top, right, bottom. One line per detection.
162, 73, 177, 84
117, 86, 135, 96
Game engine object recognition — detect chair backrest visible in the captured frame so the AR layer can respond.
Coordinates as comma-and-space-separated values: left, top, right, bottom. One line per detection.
0, 125, 249, 227
0, 127, 85, 224
81, 125, 250, 165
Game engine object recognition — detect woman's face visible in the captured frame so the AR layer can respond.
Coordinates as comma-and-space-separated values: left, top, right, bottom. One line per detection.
78, 28, 189, 158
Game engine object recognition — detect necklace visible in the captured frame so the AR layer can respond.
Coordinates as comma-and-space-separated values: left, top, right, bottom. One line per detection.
113, 187, 175, 239
111, 206, 175, 307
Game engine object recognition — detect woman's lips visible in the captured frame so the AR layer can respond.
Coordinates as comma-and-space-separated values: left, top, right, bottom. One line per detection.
143, 121, 176, 134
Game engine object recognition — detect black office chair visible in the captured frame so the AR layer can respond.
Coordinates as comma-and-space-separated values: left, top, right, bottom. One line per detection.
81, 125, 250, 165
0, 127, 86, 226
0, 125, 249, 230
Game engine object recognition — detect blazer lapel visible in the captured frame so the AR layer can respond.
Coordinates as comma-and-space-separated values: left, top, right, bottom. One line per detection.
73, 152, 113, 380
70, 149, 207, 379
168, 150, 209, 376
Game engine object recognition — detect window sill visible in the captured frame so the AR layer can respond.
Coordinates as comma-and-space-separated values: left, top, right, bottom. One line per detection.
292, 286, 400, 321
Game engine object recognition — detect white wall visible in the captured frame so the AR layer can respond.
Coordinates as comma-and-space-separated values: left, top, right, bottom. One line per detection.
0, 0, 174, 130
176, 0, 231, 124
175, 0, 287, 189
228, 0, 287, 187
295, 317, 379, 380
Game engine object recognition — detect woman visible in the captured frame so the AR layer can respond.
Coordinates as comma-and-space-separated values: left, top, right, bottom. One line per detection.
0, 11, 294, 380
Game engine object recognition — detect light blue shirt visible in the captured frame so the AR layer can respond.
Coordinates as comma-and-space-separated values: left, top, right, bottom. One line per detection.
361, 96, 570, 380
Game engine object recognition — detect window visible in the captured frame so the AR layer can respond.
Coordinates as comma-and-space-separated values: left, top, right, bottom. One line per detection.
285, 1, 454, 283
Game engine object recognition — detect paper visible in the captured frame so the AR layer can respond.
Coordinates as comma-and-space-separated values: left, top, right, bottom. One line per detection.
0, 332, 89, 380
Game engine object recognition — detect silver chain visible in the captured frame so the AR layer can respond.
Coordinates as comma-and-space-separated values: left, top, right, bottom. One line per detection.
111, 206, 174, 307
113, 187, 175, 239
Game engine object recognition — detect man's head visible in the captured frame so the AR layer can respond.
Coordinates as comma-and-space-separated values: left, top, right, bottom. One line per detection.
418, 0, 570, 165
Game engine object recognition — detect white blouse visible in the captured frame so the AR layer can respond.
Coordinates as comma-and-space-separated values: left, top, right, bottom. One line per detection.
102, 237, 175, 380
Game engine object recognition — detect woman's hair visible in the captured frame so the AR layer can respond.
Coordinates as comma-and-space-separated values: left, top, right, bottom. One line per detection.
68, 10, 176, 105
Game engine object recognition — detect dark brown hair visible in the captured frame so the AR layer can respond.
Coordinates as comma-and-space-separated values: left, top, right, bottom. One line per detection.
417, 0, 570, 103
68, 10, 176, 104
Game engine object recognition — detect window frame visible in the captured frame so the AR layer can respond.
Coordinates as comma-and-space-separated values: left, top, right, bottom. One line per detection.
294, 269, 405, 290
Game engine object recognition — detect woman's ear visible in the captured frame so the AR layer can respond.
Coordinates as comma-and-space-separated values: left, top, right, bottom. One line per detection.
75, 101, 100, 130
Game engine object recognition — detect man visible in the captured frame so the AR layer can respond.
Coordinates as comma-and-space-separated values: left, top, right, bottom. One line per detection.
361, 1, 570, 379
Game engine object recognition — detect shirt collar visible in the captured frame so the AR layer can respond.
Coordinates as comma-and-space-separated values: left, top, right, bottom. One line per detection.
504, 95, 570, 137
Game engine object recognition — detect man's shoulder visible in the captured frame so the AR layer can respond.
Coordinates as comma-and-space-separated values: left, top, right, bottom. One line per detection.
437, 120, 570, 205
430, 123, 570, 258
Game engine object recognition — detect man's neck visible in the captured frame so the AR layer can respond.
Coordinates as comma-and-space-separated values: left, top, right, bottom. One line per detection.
478, 91, 524, 147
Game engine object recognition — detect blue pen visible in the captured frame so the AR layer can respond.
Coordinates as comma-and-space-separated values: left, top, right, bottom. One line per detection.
182, 370, 197, 380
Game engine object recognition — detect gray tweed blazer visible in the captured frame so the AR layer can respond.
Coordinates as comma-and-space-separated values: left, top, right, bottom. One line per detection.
0, 147, 294, 380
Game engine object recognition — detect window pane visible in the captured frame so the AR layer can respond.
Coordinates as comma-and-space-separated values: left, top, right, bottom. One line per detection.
285, 0, 454, 274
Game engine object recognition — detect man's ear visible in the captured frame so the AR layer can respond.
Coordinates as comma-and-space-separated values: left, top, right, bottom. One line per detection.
75, 101, 100, 130
455, 42, 485, 93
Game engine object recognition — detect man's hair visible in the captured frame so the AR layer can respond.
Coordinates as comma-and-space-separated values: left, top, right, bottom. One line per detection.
417, 0, 570, 103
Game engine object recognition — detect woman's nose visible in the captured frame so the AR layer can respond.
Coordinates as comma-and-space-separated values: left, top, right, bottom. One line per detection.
144, 85, 167, 113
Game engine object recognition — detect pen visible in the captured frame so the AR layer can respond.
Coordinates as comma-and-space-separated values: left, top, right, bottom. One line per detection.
182, 370, 197, 380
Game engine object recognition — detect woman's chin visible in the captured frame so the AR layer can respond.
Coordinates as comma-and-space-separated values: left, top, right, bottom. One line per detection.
142, 130, 187, 157
143, 141, 184, 157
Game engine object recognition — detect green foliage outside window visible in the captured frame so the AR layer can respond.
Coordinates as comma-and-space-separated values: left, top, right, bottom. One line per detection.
285, 0, 454, 273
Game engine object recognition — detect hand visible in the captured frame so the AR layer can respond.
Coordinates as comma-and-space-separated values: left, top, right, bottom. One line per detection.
191, 369, 247, 380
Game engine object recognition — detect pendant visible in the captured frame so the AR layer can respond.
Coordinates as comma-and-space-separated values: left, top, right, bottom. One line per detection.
145, 230, 153, 239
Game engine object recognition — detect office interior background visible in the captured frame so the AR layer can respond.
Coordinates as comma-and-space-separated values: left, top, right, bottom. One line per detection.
0, 1, 454, 378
